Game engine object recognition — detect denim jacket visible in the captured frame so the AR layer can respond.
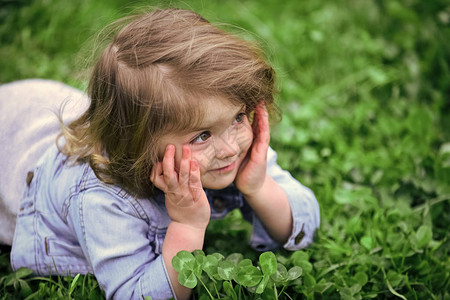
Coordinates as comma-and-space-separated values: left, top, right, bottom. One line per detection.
11, 144, 320, 300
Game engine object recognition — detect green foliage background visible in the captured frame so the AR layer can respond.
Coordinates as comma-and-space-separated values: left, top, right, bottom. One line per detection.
1, 0, 449, 299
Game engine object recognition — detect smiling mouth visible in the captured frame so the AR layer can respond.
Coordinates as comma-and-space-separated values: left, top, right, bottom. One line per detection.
211, 161, 236, 172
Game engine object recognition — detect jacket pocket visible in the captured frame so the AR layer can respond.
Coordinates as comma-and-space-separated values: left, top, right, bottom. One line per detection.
44, 237, 85, 258
41, 237, 93, 275
17, 167, 41, 217
10, 167, 41, 272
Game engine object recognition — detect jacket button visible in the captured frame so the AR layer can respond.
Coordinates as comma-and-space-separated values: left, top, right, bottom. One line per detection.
295, 224, 305, 245
255, 244, 266, 251
26, 171, 34, 186
212, 197, 226, 212
295, 231, 305, 244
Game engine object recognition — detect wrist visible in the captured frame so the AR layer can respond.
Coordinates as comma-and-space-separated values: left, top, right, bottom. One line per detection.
163, 221, 207, 255
241, 174, 271, 202
162, 221, 207, 300
170, 220, 209, 233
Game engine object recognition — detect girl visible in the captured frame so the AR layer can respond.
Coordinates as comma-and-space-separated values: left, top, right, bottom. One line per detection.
5, 8, 320, 300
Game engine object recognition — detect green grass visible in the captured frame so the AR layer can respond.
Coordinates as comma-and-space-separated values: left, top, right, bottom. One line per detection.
1, 0, 449, 299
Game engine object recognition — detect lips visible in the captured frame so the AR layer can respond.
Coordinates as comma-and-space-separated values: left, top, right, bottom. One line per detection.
211, 161, 236, 172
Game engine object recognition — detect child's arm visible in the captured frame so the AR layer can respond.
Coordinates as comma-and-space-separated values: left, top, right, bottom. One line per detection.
241, 175, 293, 244
151, 145, 211, 300
235, 104, 299, 245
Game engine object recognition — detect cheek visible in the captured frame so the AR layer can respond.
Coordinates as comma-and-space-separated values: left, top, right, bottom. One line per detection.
190, 145, 214, 172
238, 122, 253, 152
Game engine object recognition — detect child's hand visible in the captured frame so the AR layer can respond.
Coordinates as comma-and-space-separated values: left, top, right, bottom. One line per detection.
151, 145, 211, 230
235, 103, 270, 197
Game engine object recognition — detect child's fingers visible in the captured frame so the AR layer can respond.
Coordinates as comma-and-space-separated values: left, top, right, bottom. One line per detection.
189, 160, 203, 201
257, 103, 270, 146
178, 145, 191, 187
162, 144, 178, 190
252, 103, 270, 156
150, 161, 169, 192
173, 155, 196, 207
150, 161, 162, 182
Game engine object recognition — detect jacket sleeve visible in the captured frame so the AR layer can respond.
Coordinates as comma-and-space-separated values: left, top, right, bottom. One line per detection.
68, 187, 176, 300
246, 146, 320, 251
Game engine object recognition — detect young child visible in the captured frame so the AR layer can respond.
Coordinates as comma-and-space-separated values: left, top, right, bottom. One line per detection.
5, 8, 320, 300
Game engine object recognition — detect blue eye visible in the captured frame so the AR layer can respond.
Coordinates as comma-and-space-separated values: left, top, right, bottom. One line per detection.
191, 131, 211, 144
234, 113, 246, 124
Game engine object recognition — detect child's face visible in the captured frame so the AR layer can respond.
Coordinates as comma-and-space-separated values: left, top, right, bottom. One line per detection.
158, 96, 253, 190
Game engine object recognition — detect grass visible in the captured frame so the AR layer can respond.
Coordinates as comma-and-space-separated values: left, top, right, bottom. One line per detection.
1, 0, 449, 299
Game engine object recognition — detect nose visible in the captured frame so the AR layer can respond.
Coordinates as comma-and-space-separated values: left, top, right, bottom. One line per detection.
214, 129, 239, 159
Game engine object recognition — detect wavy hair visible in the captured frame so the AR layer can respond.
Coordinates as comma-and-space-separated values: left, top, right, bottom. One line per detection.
59, 8, 277, 198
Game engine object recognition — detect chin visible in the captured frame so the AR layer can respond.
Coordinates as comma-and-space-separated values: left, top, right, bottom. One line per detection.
202, 174, 236, 190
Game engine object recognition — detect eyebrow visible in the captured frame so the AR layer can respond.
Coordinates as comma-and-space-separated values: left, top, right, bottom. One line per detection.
189, 104, 246, 132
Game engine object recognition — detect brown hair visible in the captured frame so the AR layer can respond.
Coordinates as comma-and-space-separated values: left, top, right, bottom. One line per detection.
60, 8, 277, 198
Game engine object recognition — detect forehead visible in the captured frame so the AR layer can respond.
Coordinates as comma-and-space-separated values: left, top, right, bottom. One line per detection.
162, 95, 243, 138
193, 96, 244, 130
157, 95, 244, 156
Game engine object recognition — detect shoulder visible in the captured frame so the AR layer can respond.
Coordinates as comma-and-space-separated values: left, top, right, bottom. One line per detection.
0, 80, 89, 205
33, 144, 168, 227
266, 146, 278, 163
74, 172, 167, 225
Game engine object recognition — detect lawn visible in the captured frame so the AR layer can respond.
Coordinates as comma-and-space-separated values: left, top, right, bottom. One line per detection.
1, 0, 449, 299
